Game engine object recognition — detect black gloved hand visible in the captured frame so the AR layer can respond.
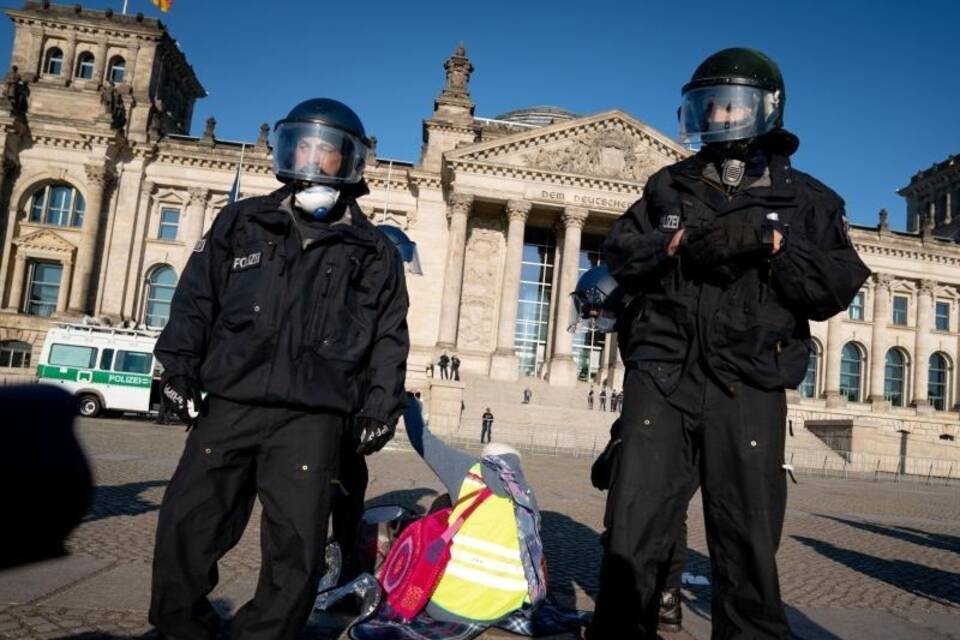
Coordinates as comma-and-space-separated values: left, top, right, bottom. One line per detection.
354, 416, 395, 455
161, 375, 203, 426
683, 218, 771, 266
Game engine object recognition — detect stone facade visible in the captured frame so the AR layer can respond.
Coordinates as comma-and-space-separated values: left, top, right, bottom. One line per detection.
0, 3, 957, 465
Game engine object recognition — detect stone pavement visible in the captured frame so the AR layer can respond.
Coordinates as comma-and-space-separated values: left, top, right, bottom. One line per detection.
0, 417, 958, 639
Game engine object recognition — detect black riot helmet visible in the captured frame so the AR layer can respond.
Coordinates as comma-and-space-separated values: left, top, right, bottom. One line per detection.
377, 224, 423, 275
679, 48, 786, 149
569, 265, 623, 333
273, 98, 370, 186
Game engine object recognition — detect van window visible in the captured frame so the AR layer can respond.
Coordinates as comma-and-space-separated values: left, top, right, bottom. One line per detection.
99, 348, 115, 370
114, 350, 152, 374
49, 344, 97, 368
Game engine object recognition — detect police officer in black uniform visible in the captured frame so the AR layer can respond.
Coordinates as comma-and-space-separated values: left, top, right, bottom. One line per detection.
587, 49, 870, 638
149, 98, 410, 640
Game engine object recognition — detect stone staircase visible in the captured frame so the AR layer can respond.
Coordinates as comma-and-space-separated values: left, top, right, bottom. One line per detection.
426, 372, 846, 464
442, 373, 624, 455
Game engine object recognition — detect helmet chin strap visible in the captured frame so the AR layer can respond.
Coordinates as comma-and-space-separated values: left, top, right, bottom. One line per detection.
294, 184, 340, 220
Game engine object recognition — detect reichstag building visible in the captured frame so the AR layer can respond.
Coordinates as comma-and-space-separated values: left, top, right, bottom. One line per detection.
0, 2, 957, 467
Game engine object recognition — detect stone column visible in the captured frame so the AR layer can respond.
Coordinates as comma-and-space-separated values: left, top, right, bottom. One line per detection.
548, 206, 588, 386
869, 274, 893, 406
436, 193, 473, 349
61, 34, 77, 86
824, 312, 844, 406
183, 187, 209, 250
56, 258, 74, 314
913, 280, 935, 408
92, 41, 107, 86
945, 192, 953, 227
6, 253, 26, 312
68, 163, 112, 314
490, 199, 531, 381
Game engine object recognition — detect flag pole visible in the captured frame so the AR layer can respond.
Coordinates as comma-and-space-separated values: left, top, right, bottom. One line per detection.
122, 0, 128, 14
237, 143, 245, 197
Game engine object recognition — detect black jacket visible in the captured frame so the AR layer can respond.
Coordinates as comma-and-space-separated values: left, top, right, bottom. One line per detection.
155, 185, 410, 425
605, 151, 870, 392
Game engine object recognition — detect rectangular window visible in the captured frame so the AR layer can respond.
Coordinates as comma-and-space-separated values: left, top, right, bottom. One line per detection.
49, 344, 97, 369
158, 208, 180, 241
26, 261, 62, 317
99, 348, 115, 370
935, 301, 950, 332
114, 350, 152, 374
514, 228, 556, 377
892, 296, 909, 326
847, 292, 865, 321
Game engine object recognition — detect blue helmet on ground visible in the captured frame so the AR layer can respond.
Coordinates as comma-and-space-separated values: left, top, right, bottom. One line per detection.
377, 224, 422, 275
569, 265, 622, 333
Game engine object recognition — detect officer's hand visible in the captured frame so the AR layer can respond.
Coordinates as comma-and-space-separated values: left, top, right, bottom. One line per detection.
354, 416, 395, 455
666, 229, 685, 257
161, 375, 203, 425
683, 218, 767, 266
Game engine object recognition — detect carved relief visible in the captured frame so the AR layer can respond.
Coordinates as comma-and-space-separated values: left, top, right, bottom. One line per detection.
523, 124, 660, 182
458, 217, 504, 351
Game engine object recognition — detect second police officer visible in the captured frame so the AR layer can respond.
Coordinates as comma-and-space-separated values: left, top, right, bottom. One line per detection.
587, 49, 870, 638
149, 98, 410, 639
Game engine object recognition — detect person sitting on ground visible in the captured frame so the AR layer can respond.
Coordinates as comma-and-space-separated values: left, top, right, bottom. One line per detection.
402, 395, 546, 625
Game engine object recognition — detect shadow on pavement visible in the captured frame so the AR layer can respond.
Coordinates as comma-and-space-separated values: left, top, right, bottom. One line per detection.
540, 510, 602, 609
682, 548, 842, 640
83, 480, 169, 523
793, 535, 960, 606
813, 514, 960, 555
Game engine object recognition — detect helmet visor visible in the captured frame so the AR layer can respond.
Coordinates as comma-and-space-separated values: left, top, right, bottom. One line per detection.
273, 122, 368, 184
679, 85, 781, 147
569, 294, 618, 333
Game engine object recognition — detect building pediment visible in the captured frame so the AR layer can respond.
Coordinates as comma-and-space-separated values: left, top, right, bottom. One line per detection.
447, 110, 689, 185
14, 229, 77, 255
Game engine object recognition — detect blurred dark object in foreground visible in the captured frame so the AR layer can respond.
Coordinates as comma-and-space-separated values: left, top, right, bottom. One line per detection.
0, 384, 92, 570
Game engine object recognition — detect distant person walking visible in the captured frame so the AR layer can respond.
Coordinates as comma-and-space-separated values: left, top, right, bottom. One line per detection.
599, 387, 607, 411
587, 387, 595, 410
451, 354, 461, 381
522, 387, 532, 404
481, 408, 494, 443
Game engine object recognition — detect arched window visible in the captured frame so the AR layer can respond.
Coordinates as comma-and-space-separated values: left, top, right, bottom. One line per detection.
44, 47, 64, 75
840, 343, 863, 402
145, 266, 177, 329
928, 352, 950, 411
0, 340, 32, 368
799, 340, 821, 398
75, 51, 95, 79
107, 56, 126, 84
29, 184, 86, 227
884, 348, 907, 407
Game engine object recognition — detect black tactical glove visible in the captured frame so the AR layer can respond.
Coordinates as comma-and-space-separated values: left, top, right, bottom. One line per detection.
161, 375, 203, 426
683, 218, 772, 266
354, 416, 395, 455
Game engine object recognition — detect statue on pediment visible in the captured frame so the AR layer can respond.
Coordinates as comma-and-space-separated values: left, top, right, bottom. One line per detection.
523, 126, 658, 183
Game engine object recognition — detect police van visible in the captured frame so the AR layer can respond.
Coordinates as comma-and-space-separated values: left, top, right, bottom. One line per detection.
36, 323, 161, 417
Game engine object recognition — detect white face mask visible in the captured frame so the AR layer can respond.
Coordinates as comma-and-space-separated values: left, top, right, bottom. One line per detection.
294, 185, 340, 220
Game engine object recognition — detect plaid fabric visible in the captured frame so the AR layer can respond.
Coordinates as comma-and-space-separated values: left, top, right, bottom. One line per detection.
481, 457, 547, 604
349, 599, 589, 640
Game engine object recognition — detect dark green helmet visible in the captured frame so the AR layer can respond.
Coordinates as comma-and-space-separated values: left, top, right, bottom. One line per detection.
679, 48, 786, 147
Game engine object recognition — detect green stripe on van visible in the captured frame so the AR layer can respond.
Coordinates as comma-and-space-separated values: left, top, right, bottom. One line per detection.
36, 364, 152, 388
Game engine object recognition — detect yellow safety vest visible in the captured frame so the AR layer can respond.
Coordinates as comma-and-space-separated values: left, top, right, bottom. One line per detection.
429, 463, 529, 622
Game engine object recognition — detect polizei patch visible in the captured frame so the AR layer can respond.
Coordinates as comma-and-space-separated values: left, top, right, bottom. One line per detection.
232, 251, 262, 272
659, 214, 681, 231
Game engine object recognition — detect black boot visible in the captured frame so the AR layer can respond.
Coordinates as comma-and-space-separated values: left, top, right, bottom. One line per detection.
658, 587, 682, 632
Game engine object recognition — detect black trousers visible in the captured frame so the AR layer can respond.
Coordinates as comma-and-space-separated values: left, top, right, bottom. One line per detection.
588, 366, 789, 639
331, 433, 369, 581
150, 396, 343, 640
481, 422, 492, 443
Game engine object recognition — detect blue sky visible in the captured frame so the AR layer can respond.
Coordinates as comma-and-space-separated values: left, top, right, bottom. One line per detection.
1, 0, 957, 229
